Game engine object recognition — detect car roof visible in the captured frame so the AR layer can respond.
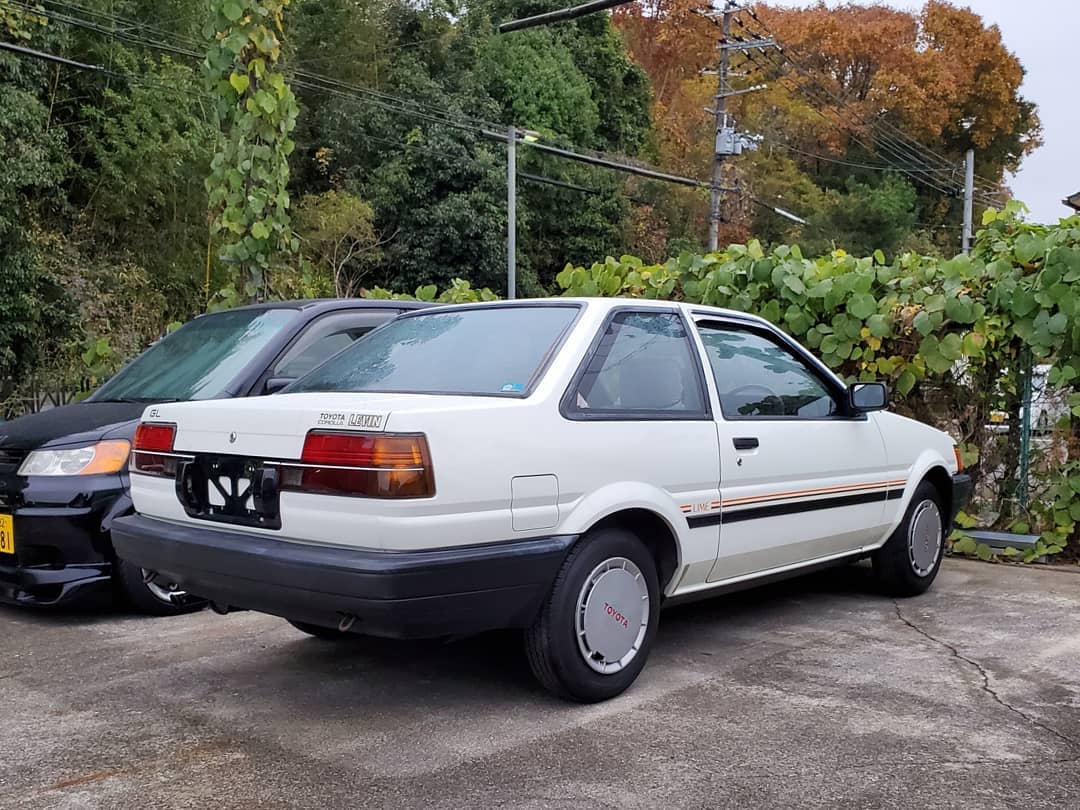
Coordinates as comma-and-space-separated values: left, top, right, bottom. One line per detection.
226, 298, 432, 314
407, 297, 773, 329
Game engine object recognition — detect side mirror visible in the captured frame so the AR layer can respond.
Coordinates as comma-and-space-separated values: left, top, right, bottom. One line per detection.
263, 377, 295, 395
849, 382, 888, 413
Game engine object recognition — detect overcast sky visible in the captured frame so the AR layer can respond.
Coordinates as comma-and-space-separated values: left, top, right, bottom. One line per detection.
769, 0, 1077, 224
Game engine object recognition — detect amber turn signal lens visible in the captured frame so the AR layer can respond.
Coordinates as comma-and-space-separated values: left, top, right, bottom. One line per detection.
81, 440, 132, 475
290, 431, 435, 498
954, 446, 964, 472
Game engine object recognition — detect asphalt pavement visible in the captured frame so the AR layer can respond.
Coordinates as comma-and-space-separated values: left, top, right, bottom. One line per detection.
2, 559, 1078, 810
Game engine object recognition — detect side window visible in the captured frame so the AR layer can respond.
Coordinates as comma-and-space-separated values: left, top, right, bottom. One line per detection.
697, 325, 840, 419
272, 312, 392, 380
568, 311, 706, 417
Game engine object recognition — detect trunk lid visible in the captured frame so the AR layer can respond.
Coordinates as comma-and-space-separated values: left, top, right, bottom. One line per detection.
151, 392, 514, 459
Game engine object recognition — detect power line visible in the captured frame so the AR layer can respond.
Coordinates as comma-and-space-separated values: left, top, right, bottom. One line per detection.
519, 172, 648, 205
0, 38, 110, 74
17, 0, 714, 193
761, 138, 898, 172
736, 43, 999, 204
741, 9, 1005, 201
498, 0, 639, 34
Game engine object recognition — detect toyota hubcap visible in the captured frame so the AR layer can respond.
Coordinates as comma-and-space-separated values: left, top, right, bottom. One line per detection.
576, 557, 649, 674
908, 500, 943, 577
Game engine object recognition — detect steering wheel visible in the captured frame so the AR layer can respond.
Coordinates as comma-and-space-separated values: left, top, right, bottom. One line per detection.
726, 383, 784, 416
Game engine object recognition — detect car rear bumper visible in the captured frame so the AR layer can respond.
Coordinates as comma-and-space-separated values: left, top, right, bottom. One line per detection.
950, 473, 973, 526
112, 514, 578, 639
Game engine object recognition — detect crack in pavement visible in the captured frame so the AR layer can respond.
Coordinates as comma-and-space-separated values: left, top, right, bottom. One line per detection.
893, 602, 1080, 751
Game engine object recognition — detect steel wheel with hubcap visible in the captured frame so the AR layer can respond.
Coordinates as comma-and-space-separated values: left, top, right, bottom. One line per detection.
575, 557, 650, 674
526, 528, 660, 703
872, 480, 946, 596
907, 500, 943, 577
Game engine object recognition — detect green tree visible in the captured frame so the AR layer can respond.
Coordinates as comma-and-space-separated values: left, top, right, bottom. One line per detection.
0, 15, 77, 399
293, 189, 381, 297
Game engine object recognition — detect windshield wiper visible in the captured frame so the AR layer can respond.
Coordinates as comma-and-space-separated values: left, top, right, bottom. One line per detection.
95, 397, 181, 404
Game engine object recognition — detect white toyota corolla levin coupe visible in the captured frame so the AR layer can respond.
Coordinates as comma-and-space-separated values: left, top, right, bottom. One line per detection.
114, 298, 971, 702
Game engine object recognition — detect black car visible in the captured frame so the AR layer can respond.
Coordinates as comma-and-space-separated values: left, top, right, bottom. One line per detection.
0, 299, 426, 614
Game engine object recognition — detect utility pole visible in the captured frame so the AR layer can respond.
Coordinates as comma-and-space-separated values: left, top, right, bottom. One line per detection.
961, 147, 974, 255
507, 125, 517, 299
708, 5, 733, 252
703, 3, 773, 252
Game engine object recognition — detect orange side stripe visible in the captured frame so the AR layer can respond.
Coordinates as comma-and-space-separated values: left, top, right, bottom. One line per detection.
722, 479, 906, 508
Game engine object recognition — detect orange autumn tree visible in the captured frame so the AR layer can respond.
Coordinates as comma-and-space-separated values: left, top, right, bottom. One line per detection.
613, 1, 1041, 254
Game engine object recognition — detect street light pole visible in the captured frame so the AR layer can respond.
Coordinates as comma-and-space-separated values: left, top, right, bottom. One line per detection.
507, 125, 517, 300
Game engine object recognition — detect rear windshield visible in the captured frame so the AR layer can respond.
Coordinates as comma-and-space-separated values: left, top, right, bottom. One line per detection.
93, 308, 298, 402
288, 306, 579, 397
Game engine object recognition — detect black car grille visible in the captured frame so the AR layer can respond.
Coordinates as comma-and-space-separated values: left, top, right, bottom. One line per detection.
0, 449, 26, 475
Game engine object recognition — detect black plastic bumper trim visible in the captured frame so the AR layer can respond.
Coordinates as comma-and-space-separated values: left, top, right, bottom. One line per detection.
111, 514, 578, 638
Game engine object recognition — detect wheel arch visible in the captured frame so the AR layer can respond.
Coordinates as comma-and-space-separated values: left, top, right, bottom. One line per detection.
588, 508, 682, 594
920, 464, 954, 522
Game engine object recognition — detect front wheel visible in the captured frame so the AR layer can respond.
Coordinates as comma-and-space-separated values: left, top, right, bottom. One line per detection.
872, 481, 946, 597
525, 528, 660, 702
115, 559, 207, 616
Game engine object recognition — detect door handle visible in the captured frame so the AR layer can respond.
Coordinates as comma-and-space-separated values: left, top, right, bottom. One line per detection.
733, 437, 759, 450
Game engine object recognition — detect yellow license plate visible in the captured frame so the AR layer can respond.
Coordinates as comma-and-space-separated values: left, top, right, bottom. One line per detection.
990, 413, 1005, 423
0, 514, 12, 555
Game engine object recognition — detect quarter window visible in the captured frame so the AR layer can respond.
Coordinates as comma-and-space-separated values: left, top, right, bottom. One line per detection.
697, 325, 839, 419
569, 311, 706, 417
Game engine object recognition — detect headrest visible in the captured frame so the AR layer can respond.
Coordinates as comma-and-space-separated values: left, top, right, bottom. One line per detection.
619, 356, 683, 409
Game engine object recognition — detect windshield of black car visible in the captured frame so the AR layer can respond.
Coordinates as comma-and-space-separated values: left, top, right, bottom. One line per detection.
288, 306, 579, 396
93, 308, 298, 402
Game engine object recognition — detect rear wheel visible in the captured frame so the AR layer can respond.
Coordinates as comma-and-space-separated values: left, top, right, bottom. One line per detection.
872, 481, 946, 597
115, 558, 207, 616
525, 528, 659, 703
287, 619, 357, 640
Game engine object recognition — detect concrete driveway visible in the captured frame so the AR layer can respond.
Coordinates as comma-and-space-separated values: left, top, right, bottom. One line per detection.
2, 559, 1078, 810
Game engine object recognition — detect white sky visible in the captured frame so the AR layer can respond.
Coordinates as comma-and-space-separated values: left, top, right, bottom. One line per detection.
769, 0, 1078, 224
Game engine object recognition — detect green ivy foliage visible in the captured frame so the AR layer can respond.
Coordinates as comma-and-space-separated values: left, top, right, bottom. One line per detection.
204, 0, 299, 299
361, 278, 499, 304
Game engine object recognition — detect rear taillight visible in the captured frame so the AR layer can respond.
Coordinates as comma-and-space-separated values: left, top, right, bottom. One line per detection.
131, 422, 180, 477
279, 431, 434, 498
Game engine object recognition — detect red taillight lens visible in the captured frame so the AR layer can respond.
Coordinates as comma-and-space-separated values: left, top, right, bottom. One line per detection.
131, 422, 178, 477
134, 423, 176, 453
283, 431, 434, 498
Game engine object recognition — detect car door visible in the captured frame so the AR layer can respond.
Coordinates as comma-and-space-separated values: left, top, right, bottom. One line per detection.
692, 318, 894, 582
560, 307, 722, 590
254, 310, 399, 394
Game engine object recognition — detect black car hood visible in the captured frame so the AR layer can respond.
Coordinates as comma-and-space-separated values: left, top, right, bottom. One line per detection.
0, 402, 148, 451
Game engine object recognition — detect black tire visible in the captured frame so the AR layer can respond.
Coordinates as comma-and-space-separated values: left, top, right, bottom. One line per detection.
525, 528, 660, 703
872, 481, 946, 597
115, 558, 207, 616
287, 619, 356, 640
